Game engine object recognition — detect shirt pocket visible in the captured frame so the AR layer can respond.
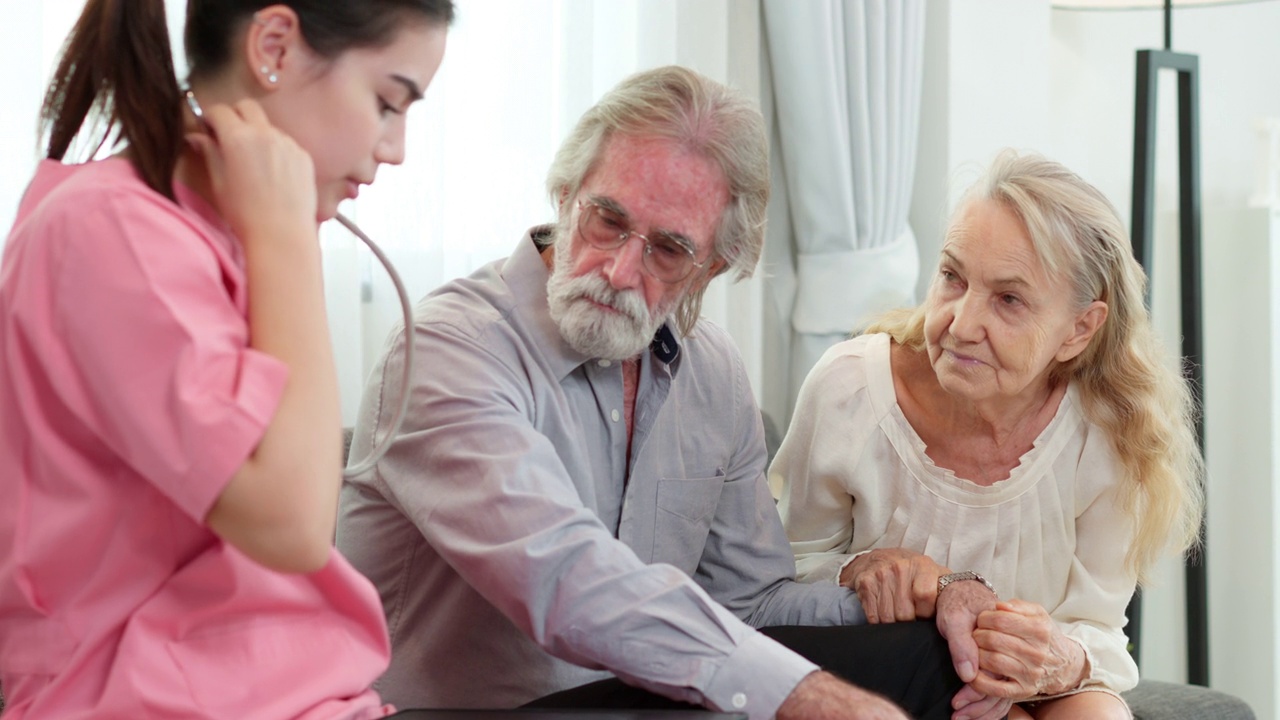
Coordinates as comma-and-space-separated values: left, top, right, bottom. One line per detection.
653, 473, 725, 574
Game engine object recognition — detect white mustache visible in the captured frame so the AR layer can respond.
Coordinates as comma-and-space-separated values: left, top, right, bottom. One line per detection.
558, 272, 650, 326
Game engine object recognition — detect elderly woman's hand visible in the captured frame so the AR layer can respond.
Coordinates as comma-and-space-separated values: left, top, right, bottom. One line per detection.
842, 548, 948, 623
949, 682, 1014, 720
969, 599, 1088, 699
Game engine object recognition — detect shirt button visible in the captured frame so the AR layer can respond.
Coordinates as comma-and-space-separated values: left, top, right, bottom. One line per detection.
731, 692, 747, 709
611, 409, 620, 422
598, 359, 612, 367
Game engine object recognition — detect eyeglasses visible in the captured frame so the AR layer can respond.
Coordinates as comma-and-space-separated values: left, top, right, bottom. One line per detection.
576, 200, 708, 283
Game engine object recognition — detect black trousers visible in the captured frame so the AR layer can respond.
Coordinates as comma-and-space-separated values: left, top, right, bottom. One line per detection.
524, 621, 969, 720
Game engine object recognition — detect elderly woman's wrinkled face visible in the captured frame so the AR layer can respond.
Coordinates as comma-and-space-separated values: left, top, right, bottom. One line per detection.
923, 198, 1099, 407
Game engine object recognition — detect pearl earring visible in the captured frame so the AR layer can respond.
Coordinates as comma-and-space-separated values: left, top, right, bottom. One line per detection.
260, 65, 278, 84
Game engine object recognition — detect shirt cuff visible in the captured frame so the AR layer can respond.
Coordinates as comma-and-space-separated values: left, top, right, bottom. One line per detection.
701, 630, 817, 720
1063, 633, 1096, 690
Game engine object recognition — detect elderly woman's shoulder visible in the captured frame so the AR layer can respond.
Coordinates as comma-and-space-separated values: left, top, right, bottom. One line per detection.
1065, 388, 1128, 496
799, 332, 892, 404
813, 332, 889, 372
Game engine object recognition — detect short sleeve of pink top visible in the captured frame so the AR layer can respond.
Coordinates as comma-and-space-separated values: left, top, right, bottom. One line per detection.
0, 159, 392, 719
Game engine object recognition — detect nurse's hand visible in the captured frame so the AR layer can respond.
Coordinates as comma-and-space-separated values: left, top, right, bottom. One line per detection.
186, 98, 317, 247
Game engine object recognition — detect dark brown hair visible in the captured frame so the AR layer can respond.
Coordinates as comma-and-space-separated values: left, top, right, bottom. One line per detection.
41, 0, 455, 201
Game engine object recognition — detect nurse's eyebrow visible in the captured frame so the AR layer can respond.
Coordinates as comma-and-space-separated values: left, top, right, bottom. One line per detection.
391, 74, 424, 103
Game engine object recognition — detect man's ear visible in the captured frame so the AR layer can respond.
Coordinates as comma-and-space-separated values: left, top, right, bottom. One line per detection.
1055, 300, 1108, 363
243, 5, 304, 90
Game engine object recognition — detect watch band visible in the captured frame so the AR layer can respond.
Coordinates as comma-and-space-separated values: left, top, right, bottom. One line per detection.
937, 571, 997, 598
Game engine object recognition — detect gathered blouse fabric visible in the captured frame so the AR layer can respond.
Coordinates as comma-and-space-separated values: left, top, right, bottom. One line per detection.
0, 158, 391, 719
768, 332, 1139, 695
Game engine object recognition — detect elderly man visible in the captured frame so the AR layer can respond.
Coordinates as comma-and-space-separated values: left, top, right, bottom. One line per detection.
338, 66, 997, 720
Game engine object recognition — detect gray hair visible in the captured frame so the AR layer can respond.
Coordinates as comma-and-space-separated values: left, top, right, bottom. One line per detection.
545, 65, 769, 335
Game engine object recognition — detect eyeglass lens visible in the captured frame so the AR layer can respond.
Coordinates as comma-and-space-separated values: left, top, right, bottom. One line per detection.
579, 203, 697, 282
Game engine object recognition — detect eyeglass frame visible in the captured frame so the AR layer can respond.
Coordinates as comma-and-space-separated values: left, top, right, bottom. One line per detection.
574, 198, 711, 284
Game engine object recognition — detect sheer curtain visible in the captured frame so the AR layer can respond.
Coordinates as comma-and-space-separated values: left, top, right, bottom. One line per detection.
0, 1, 765, 426
760, 0, 926, 426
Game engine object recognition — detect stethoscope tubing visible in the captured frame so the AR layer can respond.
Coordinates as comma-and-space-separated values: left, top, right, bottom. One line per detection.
335, 212, 414, 478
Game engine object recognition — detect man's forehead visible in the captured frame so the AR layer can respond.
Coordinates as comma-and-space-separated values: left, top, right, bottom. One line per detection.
579, 139, 728, 247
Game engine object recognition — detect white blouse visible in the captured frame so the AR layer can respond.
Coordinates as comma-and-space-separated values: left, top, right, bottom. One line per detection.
769, 332, 1139, 693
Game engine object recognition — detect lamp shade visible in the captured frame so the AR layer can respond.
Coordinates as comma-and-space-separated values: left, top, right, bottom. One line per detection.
1052, 0, 1254, 8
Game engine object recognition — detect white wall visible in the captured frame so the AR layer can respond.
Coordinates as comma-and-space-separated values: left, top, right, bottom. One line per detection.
913, 1, 1280, 717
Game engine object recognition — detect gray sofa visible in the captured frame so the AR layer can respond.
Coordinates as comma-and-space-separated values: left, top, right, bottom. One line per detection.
0, 677, 1256, 718
1125, 680, 1254, 719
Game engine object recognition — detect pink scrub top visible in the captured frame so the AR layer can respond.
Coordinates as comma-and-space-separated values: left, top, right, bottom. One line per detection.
0, 158, 393, 719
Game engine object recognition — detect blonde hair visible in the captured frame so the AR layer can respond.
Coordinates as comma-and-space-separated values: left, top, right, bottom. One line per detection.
545, 65, 769, 336
866, 149, 1204, 584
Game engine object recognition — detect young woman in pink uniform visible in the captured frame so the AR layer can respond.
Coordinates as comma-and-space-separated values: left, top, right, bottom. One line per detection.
0, 1, 450, 717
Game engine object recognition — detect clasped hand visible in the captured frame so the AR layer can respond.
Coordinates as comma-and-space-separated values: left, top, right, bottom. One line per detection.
940, 595, 1087, 718
842, 547, 947, 623
845, 550, 1013, 720
969, 599, 1087, 699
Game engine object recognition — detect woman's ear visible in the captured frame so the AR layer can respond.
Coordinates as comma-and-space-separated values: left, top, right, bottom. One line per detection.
243, 5, 304, 90
1055, 300, 1109, 363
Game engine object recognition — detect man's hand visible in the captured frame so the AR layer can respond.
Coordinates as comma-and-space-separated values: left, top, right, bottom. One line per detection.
776, 671, 910, 720
934, 577, 999, 683
969, 599, 1088, 699
842, 548, 948, 623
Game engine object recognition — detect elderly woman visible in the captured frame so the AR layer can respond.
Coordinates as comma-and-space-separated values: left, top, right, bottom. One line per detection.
768, 150, 1204, 720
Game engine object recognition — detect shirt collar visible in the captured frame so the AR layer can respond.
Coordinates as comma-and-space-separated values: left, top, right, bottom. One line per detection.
503, 226, 682, 380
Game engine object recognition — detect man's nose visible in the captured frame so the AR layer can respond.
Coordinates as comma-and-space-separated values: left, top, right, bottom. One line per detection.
602, 234, 647, 289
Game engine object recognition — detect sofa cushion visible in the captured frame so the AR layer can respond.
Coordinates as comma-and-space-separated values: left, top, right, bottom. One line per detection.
1124, 679, 1255, 720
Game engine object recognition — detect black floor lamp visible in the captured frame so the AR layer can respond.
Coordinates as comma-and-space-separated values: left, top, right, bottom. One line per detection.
1127, 0, 1208, 688
1052, 0, 1212, 687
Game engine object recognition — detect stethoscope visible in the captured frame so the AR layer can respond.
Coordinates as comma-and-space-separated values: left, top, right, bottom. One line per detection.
184, 89, 413, 478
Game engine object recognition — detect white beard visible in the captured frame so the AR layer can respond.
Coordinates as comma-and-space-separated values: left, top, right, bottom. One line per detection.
546, 225, 673, 361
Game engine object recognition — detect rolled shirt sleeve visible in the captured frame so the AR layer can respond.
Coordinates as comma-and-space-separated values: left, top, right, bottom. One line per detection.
26, 173, 285, 519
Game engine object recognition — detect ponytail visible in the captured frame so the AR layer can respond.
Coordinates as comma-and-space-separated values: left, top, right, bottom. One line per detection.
41, 0, 183, 200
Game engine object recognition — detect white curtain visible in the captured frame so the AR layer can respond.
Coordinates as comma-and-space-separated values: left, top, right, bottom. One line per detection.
760, 0, 926, 426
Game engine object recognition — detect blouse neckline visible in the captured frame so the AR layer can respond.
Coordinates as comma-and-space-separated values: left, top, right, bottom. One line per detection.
862, 332, 1082, 506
